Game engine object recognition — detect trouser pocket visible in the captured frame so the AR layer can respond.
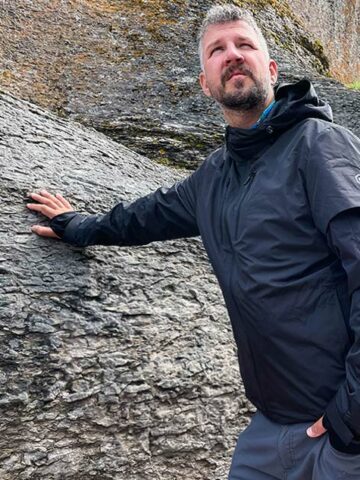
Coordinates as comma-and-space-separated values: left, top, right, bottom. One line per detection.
313, 437, 360, 479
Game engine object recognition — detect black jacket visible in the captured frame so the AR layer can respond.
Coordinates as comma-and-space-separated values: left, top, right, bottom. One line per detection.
51, 79, 360, 453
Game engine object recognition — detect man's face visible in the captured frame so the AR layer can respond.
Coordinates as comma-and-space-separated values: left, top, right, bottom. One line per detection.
199, 21, 278, 112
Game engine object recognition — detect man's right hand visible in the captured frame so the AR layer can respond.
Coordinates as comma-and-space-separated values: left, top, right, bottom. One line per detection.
27, 189, 74, 238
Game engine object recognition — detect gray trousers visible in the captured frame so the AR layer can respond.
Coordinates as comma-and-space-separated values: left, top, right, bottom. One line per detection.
228, 411, 360, 480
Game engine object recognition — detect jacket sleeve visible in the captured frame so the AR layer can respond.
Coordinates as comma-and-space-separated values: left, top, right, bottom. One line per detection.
304, 125, 360, 235
50, 168, 200, 247
323, 208, 360, 453
304, 125, 360, 452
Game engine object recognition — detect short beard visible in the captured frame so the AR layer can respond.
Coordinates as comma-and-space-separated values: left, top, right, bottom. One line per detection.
220, 79, 268, 111
212, 67, 269, 112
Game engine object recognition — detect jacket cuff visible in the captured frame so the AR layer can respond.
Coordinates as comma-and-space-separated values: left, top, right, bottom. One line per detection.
324, 405, 360, 454
49, 212, 83, 243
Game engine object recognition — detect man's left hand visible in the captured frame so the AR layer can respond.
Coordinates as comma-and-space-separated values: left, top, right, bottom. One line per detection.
307, 416, 327, 438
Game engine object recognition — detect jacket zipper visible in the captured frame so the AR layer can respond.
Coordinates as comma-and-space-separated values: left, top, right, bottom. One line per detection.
243, 169, 257, 186
228, 167, 267, 412
227, 166, 257, 274
220, 156, 235, 250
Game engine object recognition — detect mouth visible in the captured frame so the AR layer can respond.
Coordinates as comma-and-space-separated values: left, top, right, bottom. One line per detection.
221, 67, 252, 87
228, 72, 246, 81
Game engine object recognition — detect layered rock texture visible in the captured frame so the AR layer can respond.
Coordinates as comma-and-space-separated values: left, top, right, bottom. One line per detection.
290, 0, 360, 83
0, 1, 359, 479
0, 91, 252, 480
0, 0, 359, 168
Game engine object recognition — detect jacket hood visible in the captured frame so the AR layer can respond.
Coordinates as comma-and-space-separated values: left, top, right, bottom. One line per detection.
225, 78, 333, 161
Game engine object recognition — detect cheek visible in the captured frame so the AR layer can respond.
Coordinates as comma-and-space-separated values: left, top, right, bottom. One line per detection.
205, 62, 222, 83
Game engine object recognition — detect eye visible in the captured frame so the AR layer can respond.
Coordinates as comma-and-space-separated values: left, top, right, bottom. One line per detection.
238, 43, 254, 49
210, 46, 224, 56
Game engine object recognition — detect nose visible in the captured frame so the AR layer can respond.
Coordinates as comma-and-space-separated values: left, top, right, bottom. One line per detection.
224, 44, 244, 65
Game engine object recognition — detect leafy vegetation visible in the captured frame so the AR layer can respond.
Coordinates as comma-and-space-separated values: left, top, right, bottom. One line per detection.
347, 81, 360, 90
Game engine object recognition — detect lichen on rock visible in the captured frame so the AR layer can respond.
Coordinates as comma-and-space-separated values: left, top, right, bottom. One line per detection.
0, 0, 358, 170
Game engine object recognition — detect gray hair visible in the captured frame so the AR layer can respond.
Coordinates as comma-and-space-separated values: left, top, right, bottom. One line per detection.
198, 5, 270, 69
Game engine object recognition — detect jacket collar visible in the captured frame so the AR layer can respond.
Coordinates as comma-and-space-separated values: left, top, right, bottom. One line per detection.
225, 78, 333, 161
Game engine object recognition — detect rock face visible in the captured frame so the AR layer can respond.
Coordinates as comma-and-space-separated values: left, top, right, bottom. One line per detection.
0, 91, 254, 480
0, 2, 359, 479
289, 0, 360, 83
1, 0, 359, 169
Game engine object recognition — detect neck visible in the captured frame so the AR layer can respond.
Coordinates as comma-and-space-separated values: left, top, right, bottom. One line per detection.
223, 93, 275, 129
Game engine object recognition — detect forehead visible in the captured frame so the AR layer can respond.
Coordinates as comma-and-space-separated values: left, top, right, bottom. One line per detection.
202, 20, 258, 47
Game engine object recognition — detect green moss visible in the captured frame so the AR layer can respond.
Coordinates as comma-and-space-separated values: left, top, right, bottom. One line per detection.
233, 0, 300, 24
299, 36, 330, 75
155, 156, 186, 170
347, 81, 360, 90
270, 32, 283, 47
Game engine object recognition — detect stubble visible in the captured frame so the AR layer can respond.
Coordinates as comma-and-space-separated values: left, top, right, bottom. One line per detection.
212, 66, 269, 111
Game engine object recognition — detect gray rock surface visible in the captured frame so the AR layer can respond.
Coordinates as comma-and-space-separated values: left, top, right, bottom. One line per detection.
1, 1, 358, 169
0, 2, 359, 479
290, 0, 360, 83
0, 91, 254, 480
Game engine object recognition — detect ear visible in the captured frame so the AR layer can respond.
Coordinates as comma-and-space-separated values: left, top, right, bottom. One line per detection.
199, 71, 212, 98
269, 59, 278, 85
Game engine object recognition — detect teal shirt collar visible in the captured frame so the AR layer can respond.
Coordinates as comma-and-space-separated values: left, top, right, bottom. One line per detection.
250, 100, 276, 129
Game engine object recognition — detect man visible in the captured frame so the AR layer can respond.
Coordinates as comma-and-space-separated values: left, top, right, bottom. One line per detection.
28, 5, 360, 479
